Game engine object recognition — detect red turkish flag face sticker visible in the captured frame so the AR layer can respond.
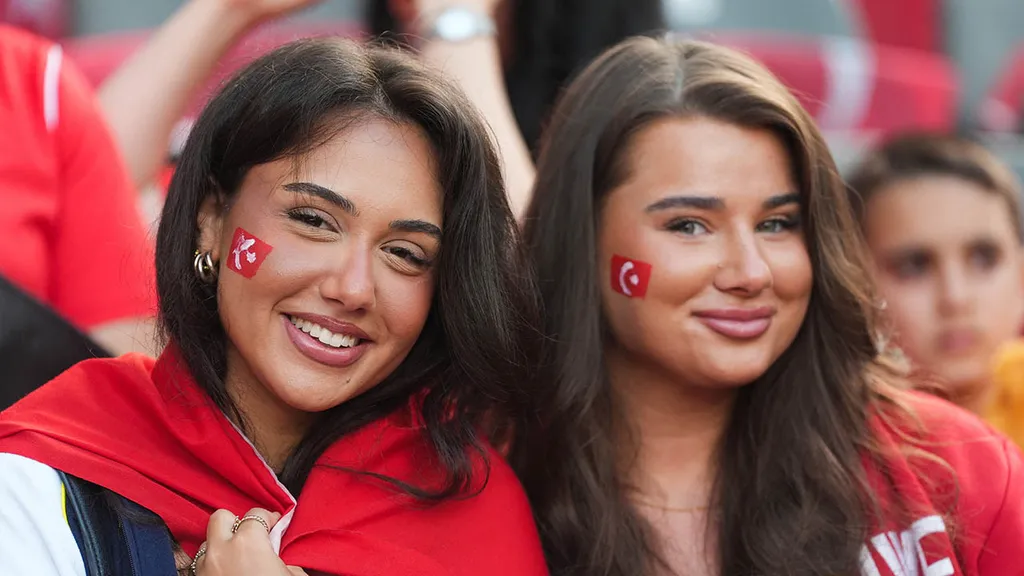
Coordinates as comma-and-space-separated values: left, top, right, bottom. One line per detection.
611, 254, 652, 299
227, 227, 273, 279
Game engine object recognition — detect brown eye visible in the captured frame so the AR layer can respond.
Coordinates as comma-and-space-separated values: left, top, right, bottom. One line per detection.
383, 243, 432, 270
287, 208, 335, 231
889, 251, 931, 280
967, 242, 1001, 271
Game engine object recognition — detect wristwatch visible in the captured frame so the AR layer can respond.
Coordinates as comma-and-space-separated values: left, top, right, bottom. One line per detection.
420, 6, 497, 43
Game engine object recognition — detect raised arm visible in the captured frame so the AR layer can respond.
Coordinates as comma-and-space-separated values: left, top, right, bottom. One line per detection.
97, 0, 326, 190
391, 0, 536, 221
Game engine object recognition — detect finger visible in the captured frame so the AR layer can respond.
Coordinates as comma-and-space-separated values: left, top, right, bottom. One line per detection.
287, 568, 309, 576
207, 509, 238, 544
233, 507, 278, 537
191, 542, 209, 575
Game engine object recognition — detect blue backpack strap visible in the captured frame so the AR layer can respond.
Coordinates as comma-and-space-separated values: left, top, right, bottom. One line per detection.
59, 471, 176, 576
116, 498, 178, 576
60, 471, 115, 576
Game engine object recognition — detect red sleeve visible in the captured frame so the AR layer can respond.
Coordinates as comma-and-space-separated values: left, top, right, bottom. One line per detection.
51, 48, 156, 329
975, 438, 1024, 575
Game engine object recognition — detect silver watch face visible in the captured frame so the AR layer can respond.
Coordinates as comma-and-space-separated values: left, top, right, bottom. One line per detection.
435, 8, 487, 41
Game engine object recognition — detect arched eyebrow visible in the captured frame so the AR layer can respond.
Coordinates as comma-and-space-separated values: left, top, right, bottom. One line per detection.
645, 192, 800, 212
391, 219, 442, 239
283, 182, 358, 216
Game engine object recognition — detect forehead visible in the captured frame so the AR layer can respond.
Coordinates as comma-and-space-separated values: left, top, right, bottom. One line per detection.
613, 116, 796, 205
863, 176, 1018, 250
241, 118, 442, 215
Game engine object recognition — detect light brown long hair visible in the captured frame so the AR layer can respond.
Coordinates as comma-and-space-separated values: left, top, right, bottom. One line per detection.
512, 36, 899, 575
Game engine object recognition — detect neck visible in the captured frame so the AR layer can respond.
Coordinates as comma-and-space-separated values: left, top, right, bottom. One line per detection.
606, 345, 736, 510
949, 379, 995, 416
224, 347, 314, 472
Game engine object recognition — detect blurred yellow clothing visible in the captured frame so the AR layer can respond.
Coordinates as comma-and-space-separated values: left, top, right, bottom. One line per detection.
988, 340, 1024, 450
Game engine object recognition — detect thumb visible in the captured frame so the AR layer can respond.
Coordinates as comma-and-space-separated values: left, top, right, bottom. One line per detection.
286, 568, 309, 576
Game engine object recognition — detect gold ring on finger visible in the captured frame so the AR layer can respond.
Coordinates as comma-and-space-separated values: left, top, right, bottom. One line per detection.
231, 514, 270, 534
190, 541, 207, 576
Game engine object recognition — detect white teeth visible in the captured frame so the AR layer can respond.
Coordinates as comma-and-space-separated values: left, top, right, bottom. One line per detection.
288, 316, 360, 349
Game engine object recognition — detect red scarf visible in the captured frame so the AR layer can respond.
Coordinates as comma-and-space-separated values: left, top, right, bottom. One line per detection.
0, 346, 548, 575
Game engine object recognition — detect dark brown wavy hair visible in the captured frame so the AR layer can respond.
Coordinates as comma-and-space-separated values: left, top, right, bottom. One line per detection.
157, 39, 539, 498
512, 36, 899, 575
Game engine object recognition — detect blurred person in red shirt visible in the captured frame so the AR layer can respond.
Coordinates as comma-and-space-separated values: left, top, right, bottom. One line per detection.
0, 23, 156, 355
0, 0, 326, 356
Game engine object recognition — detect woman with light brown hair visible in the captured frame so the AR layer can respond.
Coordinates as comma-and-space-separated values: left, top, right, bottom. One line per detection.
848, 133, 1024, 448
512, 36, 1024, 575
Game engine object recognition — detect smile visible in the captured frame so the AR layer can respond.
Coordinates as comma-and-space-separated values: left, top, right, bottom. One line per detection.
288, 315, 361, 348
283, 314, 370, 368
693, 307, 775, 340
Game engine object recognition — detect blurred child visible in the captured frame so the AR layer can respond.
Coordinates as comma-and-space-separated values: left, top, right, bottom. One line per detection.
848, 133, 1024, 446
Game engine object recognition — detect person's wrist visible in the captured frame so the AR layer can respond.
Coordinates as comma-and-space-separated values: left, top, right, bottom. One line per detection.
193, 0, 267, 33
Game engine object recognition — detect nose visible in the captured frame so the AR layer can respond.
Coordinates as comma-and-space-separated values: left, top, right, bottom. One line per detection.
318, 244, 376, 312
714, 229, 773, 296
937, 262, 971, 316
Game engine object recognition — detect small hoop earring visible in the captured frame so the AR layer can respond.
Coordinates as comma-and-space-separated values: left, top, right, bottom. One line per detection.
193, 250, 217, 284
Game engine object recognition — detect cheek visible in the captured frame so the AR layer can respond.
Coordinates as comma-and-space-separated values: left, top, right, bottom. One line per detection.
376, 272, 435, 341
977, 264, 1024, 327
878, 283, 936, 351
766, 242, 813, 301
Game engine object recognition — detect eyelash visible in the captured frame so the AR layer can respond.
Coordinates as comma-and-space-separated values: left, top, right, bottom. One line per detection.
288, 207, 432, 269
757, 215, 801, 233
287, 208, 335, 231
665, 215, 800, 234
386, 246, 431, 268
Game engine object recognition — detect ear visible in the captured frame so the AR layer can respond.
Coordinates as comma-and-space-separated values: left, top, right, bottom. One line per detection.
197, 191, 227, 264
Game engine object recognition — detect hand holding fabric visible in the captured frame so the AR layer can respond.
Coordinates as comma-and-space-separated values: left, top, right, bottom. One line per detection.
194, 508, 308, 576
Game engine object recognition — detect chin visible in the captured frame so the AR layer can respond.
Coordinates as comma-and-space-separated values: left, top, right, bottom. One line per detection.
268, 372, 358, 414
705, 368, 772, 388
937, 363, 990, 395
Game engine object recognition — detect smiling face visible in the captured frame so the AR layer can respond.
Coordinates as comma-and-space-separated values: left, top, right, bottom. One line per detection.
599, 116, 812, 389
864, 175, 1024, 398
197, 118, 442, 421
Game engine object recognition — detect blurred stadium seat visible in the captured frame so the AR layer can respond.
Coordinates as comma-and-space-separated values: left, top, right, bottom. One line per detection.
665, 0, 957, 139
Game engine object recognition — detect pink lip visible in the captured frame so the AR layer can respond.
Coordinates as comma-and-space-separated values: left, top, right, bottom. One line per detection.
937, 328, 980, 354
286, 312, 371, 341
693, 307, 775, 340
283, 315, 370, 368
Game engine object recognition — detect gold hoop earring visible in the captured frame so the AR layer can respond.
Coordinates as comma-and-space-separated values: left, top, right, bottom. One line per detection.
193, 250, 217, 284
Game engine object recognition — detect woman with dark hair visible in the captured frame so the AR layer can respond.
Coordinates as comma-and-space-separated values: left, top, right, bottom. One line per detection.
369, 0, 664, 218
512, 36, 1024, 575
0, 38, 547, 575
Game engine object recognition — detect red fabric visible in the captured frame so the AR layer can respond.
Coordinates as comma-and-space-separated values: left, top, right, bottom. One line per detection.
0, 24, 155, 329
852, 0, 941, 53
860, 392, 1024, 575
0, 346, 549, 576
